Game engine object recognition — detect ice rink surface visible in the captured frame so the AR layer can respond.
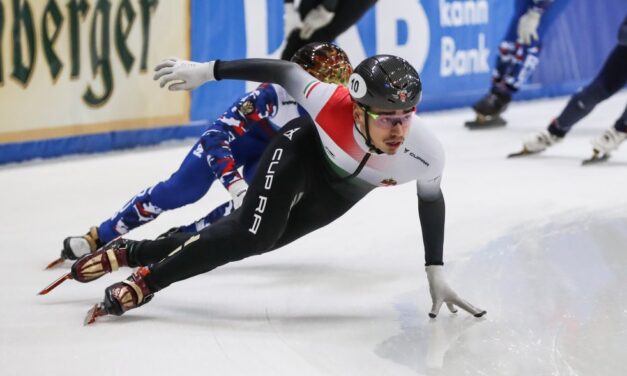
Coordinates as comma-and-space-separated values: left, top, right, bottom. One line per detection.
2, 92, 626, 375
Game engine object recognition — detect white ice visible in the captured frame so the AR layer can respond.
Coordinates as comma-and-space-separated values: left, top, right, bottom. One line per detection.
1, 92, 626, 376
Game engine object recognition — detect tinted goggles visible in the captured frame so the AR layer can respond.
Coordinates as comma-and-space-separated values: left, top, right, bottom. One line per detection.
365, 107, 416, 129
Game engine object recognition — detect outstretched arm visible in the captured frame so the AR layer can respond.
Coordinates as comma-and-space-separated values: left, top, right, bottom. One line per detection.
417, 178, 486, 319
155, 59, 315, 102
154, 58, 337, 118
417, 184, 444, 267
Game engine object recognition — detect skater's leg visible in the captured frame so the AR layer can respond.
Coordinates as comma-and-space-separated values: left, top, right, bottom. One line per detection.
98, 139, 215, 243
145, 119, 317, 290
175, 154, 263, 233
551, 45, 627, 136
61, 140, 215, 261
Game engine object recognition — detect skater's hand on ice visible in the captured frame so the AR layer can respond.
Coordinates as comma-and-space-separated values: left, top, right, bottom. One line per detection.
517, 8, 541, 45
426, 265, 486, 318
154, 58, 216, 91
228, 179, 249, 210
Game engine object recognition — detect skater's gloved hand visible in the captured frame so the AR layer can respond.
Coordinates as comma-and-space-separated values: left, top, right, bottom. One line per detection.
426, 265, 486, 318
517, 8, 541, 45
228, 179, 249, 210
300, 5, 334, 39
153, 58, 216, 91
284, 2, 302, 38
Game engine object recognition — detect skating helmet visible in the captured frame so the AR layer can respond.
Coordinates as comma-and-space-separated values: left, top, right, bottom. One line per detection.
348, 55, 422, 111
290, 42, 353, 85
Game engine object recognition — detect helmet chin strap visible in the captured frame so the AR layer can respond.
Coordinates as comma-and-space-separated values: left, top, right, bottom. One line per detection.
356, 104, 383, 154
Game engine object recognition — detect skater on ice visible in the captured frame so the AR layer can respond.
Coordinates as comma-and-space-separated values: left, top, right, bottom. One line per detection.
45, 53, 486, 324
466, 0, 572, 129
47, 42, 353, 269
509, 15, 627, 164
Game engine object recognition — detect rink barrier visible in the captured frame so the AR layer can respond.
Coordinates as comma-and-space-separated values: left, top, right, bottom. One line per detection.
0, 123, 208, 165
1, 0, 624, 164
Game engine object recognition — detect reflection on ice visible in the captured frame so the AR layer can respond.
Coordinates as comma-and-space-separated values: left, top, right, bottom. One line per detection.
376, 301, 484, 374
378, 212, 627, 375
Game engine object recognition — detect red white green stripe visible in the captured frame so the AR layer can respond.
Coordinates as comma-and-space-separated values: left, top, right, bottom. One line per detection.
303, 80, 321, 98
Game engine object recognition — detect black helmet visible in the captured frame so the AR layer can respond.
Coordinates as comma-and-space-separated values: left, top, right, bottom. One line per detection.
348, 55, 422, 110
291, 42, 353, 85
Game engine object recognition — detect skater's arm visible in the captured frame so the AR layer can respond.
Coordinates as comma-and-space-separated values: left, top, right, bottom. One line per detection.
413, 116, 446, 265
417, 175, 486, 319
202, 84, 284, 205
154, 58, 339, 119
200, 125, 243, 191
417, 182, 444, 266
214, 59, 339, 115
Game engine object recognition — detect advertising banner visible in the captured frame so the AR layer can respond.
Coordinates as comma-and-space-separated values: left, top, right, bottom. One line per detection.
192, 0, 625, 120
2, 0, 625, 163
0, 0, 189, 144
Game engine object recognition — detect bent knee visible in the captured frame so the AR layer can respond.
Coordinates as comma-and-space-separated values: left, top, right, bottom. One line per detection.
223, 215, 282, 257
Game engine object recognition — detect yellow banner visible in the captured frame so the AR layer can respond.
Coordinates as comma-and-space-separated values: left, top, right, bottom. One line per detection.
0, 0, 189, 143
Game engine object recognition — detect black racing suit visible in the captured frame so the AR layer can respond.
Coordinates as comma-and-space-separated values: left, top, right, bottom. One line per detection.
281, 0, 378, 60
549, 15, 627, 136
133, 59, 446, 292
136, 119, 366, 289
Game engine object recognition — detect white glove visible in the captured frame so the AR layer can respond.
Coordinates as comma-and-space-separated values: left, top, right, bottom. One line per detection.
517, 8, 542, 45
153, 58, 216, 91
227, 179, 248, 210
299, 5, 334, 40
426, 265, 486, 318
284, 2, 302, 38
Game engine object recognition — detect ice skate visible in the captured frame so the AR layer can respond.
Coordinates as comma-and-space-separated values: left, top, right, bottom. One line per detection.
46, 226, 102, 269
39, 238, 139, 295
465, 92, 511, 129
583, 127, 627, 165
71, 238, 138, 283
581, 150, 611, 166
85, 267, 154, 325
508, 130, 562, 158
591, 127, 627, 153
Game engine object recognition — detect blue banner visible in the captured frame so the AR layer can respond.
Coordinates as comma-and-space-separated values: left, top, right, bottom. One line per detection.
2, 0, 625, 164
191, 0, 625, 120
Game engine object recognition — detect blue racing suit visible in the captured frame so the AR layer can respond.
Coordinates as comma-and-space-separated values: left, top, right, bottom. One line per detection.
492, 0, 572, 95
98, 84, 307, 243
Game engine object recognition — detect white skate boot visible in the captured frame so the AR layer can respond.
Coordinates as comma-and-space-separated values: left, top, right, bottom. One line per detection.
583, 127, 627, 165
62, 226, 101, 259
591, 127, 627, 154
46, 226, 102, 269
522, 130, 562, 153
581, 127, 627, 165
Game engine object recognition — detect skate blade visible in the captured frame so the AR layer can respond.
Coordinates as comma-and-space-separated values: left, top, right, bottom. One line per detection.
44, 256, 65, 270
582, 151, 610, 166
38, 273, 73, 295
507, 148, 537, 158
465, 115, 507, 129
84, 303, 108, 326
